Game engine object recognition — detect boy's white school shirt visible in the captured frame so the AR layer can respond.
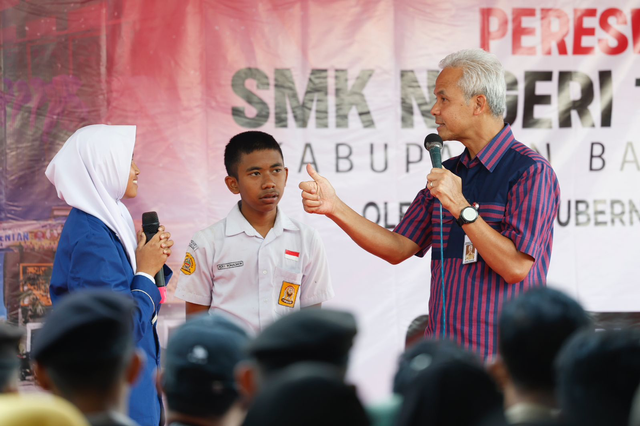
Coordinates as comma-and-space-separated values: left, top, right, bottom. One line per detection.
174, 203, 334, 332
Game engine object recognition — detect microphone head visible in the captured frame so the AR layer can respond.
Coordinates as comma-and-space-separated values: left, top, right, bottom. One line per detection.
424, 133, 443, 151
142, 211, 160, 232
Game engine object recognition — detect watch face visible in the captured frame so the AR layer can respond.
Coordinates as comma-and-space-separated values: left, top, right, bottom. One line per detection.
462, 207, 478, 221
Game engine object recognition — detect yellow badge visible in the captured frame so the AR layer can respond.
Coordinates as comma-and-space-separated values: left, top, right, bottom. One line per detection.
278, 281, 300, 308
181, 253, 196, 275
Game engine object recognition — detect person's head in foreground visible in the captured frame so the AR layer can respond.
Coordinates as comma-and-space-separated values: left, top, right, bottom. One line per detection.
238, 308, 357, 399
489, 287, 591, 416
395, 356, 505, 426
32, 291, 142, 420
242, 362, 369, 426
162, 313, 251, 426
393, 338, 479, 396
0, 394, 89, 426
556, 328, 640, 426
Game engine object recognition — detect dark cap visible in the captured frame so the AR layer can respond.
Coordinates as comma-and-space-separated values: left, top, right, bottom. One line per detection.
248, 309, 357, 372
396, 358, 504, 426
243, 362, 370, 426
163, 313, 250, 417
0, 322, 23, 369
393, 339, 479, 395
31, 291, 135, 366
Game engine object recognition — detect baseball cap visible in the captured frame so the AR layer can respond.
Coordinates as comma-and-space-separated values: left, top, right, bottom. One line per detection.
163, 313, 250, 417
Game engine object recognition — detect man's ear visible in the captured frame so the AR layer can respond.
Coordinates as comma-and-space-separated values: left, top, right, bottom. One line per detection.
486, 354, 510, 391
34, 362, 54, 392
284, 167, 289, 185
473, 94, 488, 116
234, 361, 259, 406
225, 176, 240, 194
125, 349, 145, 387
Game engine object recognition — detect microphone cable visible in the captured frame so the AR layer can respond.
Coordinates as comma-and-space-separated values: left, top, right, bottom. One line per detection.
439, 202, 446, 337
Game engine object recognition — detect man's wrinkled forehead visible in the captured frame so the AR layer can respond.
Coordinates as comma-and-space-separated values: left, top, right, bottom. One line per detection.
434, 67, 464, 95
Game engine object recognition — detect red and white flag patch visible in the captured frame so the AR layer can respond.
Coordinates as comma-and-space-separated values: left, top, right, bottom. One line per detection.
285, 249, 300, 261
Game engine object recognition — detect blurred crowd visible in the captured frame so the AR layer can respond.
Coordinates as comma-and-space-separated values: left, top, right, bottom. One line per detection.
1, 286, 640, 426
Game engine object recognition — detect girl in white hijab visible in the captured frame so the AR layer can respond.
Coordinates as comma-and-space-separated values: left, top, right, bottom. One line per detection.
46, 125, 140, 266
45, 124, 173, 426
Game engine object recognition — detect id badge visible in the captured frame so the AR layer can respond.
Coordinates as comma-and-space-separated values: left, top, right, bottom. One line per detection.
462, 235, 478, 264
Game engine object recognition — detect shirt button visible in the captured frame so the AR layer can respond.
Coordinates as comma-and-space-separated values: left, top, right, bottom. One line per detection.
262, 270, 267, 275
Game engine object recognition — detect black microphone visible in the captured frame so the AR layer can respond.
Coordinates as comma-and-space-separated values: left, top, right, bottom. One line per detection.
142, 211, 166, 303
424, 133, 444, 169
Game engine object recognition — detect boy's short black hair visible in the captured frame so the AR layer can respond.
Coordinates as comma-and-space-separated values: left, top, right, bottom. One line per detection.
498, 287, 591, 392
224, 131, 284, 178
556, 328, 640, 426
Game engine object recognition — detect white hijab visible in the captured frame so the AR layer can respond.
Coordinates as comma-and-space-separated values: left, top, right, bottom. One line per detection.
45, 124, 138, 270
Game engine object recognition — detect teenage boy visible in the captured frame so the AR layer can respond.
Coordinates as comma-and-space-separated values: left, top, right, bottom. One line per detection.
175, 131, 334, 332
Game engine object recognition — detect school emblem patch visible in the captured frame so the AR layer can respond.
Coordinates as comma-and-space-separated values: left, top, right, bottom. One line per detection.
278, 281, 300, 308
181, 253, 196, 275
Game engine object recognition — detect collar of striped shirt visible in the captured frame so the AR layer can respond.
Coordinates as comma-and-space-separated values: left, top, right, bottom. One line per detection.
456, 123, 516, 173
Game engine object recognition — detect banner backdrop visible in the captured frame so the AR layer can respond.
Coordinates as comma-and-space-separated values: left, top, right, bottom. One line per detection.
1, 0, 639, 401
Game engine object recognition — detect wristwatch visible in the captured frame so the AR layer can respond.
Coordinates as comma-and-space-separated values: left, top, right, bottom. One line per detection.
456, 203, 479, 226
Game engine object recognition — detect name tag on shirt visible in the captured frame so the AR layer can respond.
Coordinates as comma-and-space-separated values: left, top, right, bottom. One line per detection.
462, 235, 478, 264
217, 261, 244, 270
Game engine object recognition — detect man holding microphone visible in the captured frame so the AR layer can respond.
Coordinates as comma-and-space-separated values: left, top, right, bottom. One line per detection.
299, 49, 560, 359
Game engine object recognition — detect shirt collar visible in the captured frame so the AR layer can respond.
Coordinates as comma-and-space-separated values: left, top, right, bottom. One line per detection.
458, 123, 515, 172
225, 202, 299, 238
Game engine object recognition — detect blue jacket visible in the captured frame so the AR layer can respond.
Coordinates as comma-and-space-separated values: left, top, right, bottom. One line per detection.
51, 208, 169, 426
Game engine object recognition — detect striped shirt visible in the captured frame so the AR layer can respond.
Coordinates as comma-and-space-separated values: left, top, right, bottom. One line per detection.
394, 124, 560, 358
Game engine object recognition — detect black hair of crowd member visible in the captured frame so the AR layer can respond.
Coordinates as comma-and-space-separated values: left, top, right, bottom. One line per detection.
393, 338, 479, 396
499, 287, 591, 392
405, 314, 429, 348
556, 328, 640, 426
395, 357, 504, 426
243, 362, 370, 426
